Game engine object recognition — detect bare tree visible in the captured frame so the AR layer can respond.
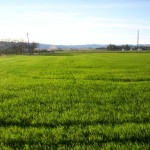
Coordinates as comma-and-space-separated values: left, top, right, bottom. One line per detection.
30, 42, 39, 54
0, 39, 39, 55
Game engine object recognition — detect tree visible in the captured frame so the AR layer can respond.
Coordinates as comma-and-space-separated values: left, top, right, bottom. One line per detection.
0, 39, 39, 55
30, 42, 39, 54
107, 44, 117, 51
0, 39, 13, 54
122, 44, 131, 51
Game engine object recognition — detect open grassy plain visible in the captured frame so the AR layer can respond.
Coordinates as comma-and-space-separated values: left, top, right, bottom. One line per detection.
0, 51, 150, 149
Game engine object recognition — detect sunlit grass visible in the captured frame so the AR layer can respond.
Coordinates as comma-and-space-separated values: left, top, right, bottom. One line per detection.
0, 52, 150, 149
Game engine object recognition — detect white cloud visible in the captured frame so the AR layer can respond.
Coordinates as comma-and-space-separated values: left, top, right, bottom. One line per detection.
0, 1, 150, 45
79, 1, 150, 8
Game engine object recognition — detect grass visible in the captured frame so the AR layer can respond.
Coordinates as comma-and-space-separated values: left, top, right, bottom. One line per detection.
0, 51, 150, 149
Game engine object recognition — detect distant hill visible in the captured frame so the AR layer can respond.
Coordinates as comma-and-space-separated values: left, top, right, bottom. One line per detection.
38, 43, 150, 50
38, 44, 51, 49
57, 44, 107, 49
38, 44, 107, 49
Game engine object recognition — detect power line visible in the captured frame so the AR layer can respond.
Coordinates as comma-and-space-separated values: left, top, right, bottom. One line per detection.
137, 30, 139, 51
26, 33, 31, 54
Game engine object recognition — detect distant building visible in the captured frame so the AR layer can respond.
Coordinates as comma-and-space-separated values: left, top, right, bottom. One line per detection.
48, 45, 58, 51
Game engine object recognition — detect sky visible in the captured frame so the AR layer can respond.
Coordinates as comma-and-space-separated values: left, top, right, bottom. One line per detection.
0, 0, 150, 45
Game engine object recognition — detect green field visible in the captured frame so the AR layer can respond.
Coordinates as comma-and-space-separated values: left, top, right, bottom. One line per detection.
0, 52, 150, 149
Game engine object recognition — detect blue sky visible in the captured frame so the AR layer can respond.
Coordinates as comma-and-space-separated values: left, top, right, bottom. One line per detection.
0, 0, 150, 45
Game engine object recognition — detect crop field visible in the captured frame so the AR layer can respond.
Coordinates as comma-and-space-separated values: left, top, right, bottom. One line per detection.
0, 51, 150, 149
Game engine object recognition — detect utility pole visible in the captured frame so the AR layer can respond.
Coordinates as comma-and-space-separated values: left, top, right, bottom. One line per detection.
26, 33, 31, 54
137, 30, 139, 51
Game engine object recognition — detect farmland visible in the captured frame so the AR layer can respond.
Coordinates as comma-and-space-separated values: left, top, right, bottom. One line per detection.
0, 51, 150, 149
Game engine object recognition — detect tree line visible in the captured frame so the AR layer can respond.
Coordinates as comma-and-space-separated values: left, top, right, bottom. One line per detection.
0, 39, 38, 55
106, 44, 150, 51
